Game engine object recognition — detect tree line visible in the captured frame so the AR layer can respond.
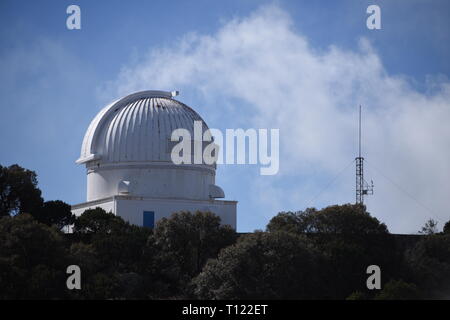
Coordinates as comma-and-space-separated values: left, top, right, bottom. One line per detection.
1, 163, 449, 299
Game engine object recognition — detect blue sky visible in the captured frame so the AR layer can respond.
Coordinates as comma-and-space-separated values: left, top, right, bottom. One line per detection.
1, 0, 449, 233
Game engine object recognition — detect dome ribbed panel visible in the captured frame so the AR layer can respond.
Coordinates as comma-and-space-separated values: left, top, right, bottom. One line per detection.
88, 96, 208, 164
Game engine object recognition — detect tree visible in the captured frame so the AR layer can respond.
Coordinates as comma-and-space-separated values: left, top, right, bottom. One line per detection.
193, 231, 323, 299
69, 242, 100, 276
154, 211, 236, 276
442, 220, 450, 234
267, 204, 388, 235
0, 214, 68, 299
67, 242, 122, 300
266, 204, 397, 299
73, 207, 151, 273
266, 207, 318, 234
407, 234, 450, 298
73, 207, 121, 233
346, 291, 369, 300
152, 211, 237, 296
68, 208, 154, 299
0, 164, 43, 217
140, 235, 182, 299
419, 218, 439, 235
374, 279, 421, 300
32, 200, 75, 229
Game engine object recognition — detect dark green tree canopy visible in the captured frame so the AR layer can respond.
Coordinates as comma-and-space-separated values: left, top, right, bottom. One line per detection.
266, 204, 395, 299
32, 200, 75, 229
73, 207, 124, 234
73, 207, 152, 276
267, 204, 388, 235
374, 279, 421, 300
407, 234, 450, 297
193, 231, 323, 299
0, 214, 68, 299
153, 211, 237, 278
0, 164, 43, 217
443, 220, 450, 234
2, 163, 449, 300
418, 218, 439, 235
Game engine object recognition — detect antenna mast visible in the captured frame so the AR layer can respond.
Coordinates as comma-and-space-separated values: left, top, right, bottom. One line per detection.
355, 105, 374, 204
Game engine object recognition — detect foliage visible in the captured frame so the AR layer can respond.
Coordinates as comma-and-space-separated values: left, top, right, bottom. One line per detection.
0, 164, 43, 217
193, 231, 323, 299
267, 204, 388, 235
73, 207, 122, 234
418, 218, 439, 235
266, 204, 398, 299
32, 200, 75, 229
152, 211, 237, 296
374, 279, 421, 300
442, 220, 450, 234
406, 234, 450, 298
0, 214, 68, 299
346, 291, 369, 300
1, 165, 448, 300
74, 207, 152, 273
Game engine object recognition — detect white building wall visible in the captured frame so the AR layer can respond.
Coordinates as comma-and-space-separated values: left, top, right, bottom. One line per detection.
86, 164, 215, 202
116, 197, 236, 229
71, 198, 115, 217
71, 196, 237, 229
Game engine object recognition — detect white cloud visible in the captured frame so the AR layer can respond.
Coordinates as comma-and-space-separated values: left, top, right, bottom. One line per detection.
105, 4, 450, 233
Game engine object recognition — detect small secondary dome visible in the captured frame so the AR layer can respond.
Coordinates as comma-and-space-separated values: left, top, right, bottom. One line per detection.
77, 90, 208, 165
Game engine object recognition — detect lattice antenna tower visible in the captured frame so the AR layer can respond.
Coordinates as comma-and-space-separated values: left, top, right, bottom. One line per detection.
356, 105, 374, 204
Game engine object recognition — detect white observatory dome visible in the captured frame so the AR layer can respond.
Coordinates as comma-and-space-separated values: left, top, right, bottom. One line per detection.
77, 90, 223, 202
77, 90, 210, 165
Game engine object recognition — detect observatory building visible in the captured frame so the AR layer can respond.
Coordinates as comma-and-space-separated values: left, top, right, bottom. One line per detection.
71, 90, 237, 229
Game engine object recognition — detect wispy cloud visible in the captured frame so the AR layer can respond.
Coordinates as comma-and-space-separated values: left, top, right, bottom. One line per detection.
105, 4, 450, 233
